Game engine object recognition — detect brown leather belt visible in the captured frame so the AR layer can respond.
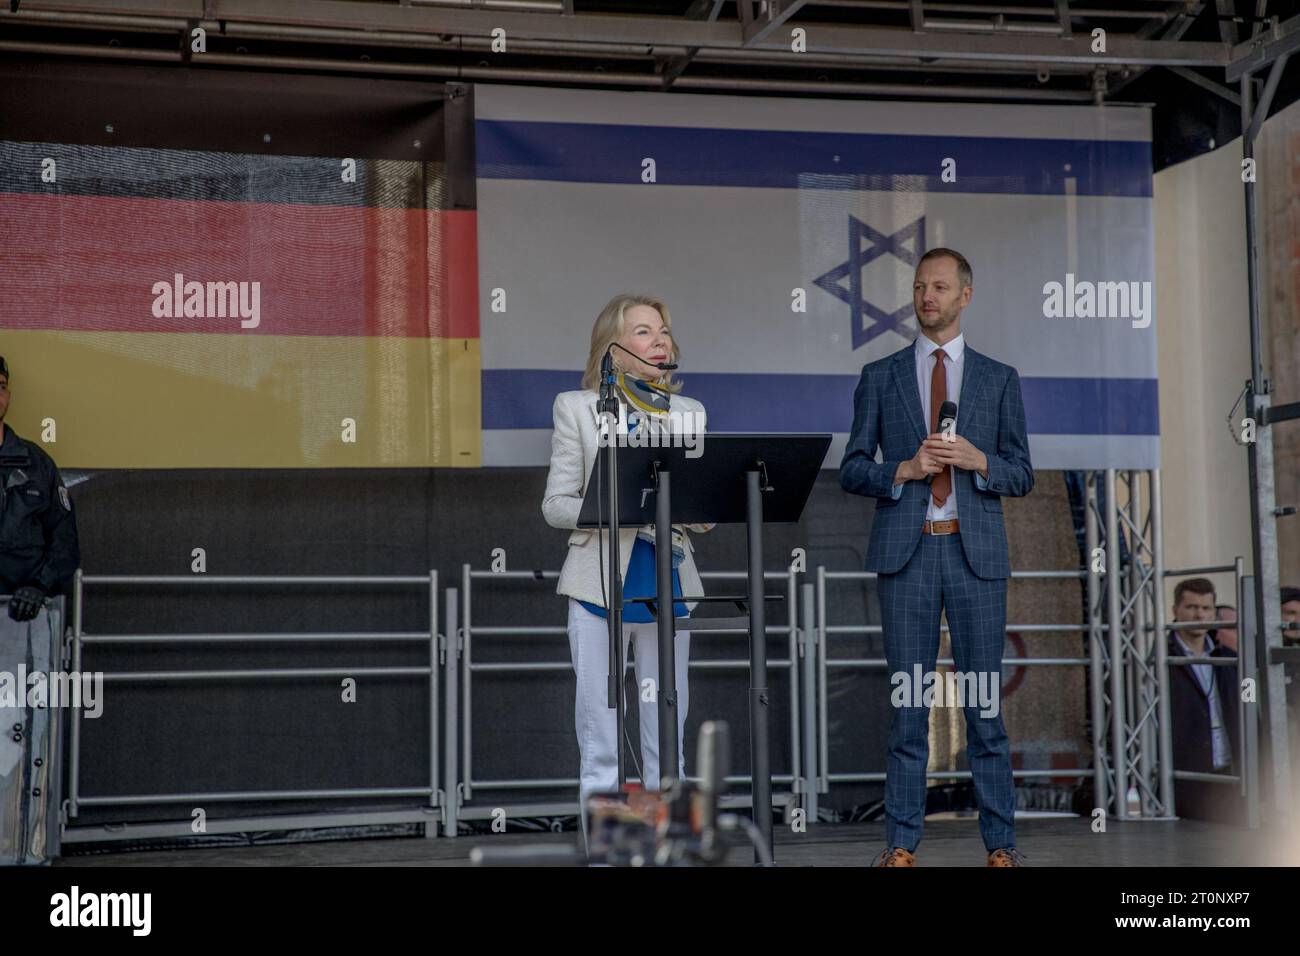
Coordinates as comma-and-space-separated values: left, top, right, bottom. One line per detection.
922, 519, 960, 536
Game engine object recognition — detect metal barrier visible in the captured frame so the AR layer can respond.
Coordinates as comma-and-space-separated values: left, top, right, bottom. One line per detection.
62, 569, 444, 843
1096, 462, 1260, 829
53, 548, 1270, 845
806, 544, 1262, 829
449, 564, 804, 828
1160, 557, 1258, 828
814, 565, 1097, 792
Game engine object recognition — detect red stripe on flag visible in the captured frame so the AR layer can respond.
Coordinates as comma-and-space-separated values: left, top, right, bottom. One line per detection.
1, 193, 478, 338
440, 209, 480, 341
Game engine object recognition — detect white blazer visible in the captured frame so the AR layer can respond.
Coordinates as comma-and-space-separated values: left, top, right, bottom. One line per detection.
542, 388, 711, 611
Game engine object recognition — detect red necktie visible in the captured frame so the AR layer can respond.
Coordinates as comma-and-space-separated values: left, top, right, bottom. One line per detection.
930, 349, 950, 507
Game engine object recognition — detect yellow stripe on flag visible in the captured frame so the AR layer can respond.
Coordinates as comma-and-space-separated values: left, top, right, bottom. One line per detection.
4, 331, 482, 468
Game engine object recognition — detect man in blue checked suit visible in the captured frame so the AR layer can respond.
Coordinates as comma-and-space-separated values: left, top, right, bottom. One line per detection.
839, 248, 1034, 868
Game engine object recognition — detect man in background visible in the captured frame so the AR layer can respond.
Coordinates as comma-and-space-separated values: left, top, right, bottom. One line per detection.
1281, 586, 1300, 647
1168, 578, 1241, 823
1281, 586, 1299, 785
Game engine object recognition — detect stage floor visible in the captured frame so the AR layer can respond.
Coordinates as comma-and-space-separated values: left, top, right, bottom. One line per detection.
51, 816, 1298, 867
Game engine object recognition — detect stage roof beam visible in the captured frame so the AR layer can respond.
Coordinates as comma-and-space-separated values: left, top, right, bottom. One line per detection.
1227, 10, 1299, 80
12, 0, 1229, 68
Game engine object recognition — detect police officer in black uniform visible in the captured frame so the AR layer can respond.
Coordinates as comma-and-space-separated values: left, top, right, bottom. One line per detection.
0, 356, 80, 618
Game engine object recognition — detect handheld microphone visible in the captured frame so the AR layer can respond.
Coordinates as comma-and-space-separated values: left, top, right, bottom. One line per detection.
937, 400, 957, 437
926, 400, 958, 484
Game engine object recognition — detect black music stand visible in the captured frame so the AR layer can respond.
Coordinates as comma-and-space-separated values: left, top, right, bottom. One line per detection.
578, 432, 830, 863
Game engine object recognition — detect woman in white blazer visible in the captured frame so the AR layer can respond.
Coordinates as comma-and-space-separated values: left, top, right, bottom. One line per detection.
541, 293, 712, 824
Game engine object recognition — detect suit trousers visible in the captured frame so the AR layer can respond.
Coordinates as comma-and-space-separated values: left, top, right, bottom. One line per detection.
567, 598, 690, 819
879, 533, 1016, 852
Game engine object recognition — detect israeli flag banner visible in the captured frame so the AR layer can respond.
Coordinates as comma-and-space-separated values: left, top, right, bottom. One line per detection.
476, 83, 1157, 469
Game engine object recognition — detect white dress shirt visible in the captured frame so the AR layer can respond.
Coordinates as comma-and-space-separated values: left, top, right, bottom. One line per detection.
888, 332, 989, 519
915, 333, 964, 522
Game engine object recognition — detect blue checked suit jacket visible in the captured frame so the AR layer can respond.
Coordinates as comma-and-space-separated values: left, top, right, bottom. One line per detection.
839, 343, 1034, 580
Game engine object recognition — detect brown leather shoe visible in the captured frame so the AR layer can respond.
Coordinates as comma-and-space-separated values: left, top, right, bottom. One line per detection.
873, 847, 916, 867
987, 848, 1026, 867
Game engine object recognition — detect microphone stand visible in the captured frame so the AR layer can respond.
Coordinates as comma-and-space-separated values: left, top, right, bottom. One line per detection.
596, 344, 679, 795
597, 346, 627, 791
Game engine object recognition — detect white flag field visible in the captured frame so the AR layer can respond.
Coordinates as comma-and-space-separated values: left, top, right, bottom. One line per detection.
475, 83, 1158, 470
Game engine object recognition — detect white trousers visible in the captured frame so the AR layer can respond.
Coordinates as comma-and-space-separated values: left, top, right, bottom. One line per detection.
567, 598, 690, 810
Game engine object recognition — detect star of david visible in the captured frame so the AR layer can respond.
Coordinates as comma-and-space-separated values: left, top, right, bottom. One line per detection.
814, 215, 926, 350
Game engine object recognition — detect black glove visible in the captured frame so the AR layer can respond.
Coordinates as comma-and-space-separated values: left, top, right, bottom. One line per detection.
7, 585, 45, 622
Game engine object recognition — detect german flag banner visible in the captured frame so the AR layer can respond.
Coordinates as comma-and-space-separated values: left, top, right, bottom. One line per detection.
0, 57, 481, 468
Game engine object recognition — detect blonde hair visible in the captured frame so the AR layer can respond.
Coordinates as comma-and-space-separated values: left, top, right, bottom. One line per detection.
580, 293, 683, 393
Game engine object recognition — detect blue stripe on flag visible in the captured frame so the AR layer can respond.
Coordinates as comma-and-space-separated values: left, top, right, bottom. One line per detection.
482, 370, 1159, 435
476, 120, 1151, 197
